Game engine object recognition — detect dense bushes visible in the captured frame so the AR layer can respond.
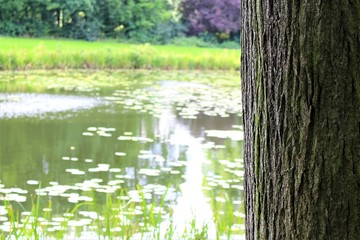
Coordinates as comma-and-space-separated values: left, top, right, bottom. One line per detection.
0, 0, 240, 48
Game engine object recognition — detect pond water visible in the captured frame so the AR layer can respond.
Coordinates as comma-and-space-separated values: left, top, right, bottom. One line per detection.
0, 71, 244, 239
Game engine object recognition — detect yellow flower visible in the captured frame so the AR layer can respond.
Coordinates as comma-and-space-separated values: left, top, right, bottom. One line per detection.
78, 11, 86, 18
217, 32, 230, 40
114, 25, 124, 32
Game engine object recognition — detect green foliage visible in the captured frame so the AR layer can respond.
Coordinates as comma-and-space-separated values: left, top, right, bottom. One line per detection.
58, 0, 102, 41
149, 20, 187, 44
170, 36, 240, 50
0, 0, 52, 37
0, 0, 240, 47
119, 0, 173, 43
220, 41, 240, 49
170, 37, 215, 48
0, 21, 26, 36
0, 0, 175, 42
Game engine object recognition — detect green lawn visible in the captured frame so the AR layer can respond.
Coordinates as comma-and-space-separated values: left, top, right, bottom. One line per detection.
0, 37, 240, 70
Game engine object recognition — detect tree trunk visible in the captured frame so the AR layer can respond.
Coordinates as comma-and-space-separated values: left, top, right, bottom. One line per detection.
241, 1, 360, 239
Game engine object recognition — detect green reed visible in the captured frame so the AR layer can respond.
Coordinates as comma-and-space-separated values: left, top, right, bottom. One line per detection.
0, 38, 240, 71
0, 185, 243, 240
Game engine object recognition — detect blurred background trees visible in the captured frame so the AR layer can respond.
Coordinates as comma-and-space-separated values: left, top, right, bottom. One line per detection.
0, 0, 240, 48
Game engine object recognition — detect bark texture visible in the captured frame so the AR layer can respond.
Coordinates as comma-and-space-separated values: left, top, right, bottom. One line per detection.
241, 1, 360, 239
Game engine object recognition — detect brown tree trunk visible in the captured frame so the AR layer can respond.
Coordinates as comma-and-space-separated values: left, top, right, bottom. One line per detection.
241, 1, 360, 239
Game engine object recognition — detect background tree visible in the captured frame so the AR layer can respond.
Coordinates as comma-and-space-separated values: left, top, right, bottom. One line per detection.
60, 0, 101, 41
0, 0, 26, 36
117, 0, 172, 43
97, 0, 125, 38
241, 1, 360, 239
0, 0, 52, 36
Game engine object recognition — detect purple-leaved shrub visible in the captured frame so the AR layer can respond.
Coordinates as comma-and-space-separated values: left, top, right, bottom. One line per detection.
180, 0, 240, 39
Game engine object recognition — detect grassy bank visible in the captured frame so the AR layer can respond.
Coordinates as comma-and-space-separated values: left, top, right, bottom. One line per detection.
0, 37, 240, 71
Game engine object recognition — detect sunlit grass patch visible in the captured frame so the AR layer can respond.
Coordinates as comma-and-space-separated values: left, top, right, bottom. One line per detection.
0, 37, 240, 71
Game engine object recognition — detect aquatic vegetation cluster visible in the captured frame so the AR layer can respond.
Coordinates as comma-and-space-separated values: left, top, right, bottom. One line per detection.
104, 80, 242, 120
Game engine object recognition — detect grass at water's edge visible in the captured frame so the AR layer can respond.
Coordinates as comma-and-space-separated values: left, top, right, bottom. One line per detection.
0, 37, 240, 71
0, 186, 245, 240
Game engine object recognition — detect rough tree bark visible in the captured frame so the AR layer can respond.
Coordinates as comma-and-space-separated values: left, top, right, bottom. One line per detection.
241, 1, 360, 239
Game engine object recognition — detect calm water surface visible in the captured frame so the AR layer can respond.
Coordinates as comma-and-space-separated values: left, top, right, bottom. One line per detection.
0, 72, 244, 239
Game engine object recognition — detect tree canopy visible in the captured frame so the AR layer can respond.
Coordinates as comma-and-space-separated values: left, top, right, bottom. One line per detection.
0, 0, 240, 44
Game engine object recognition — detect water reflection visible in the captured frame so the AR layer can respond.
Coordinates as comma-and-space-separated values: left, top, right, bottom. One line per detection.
0, 77, 244, 238
170, 127, 216, 237
0, 93, 103, 118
